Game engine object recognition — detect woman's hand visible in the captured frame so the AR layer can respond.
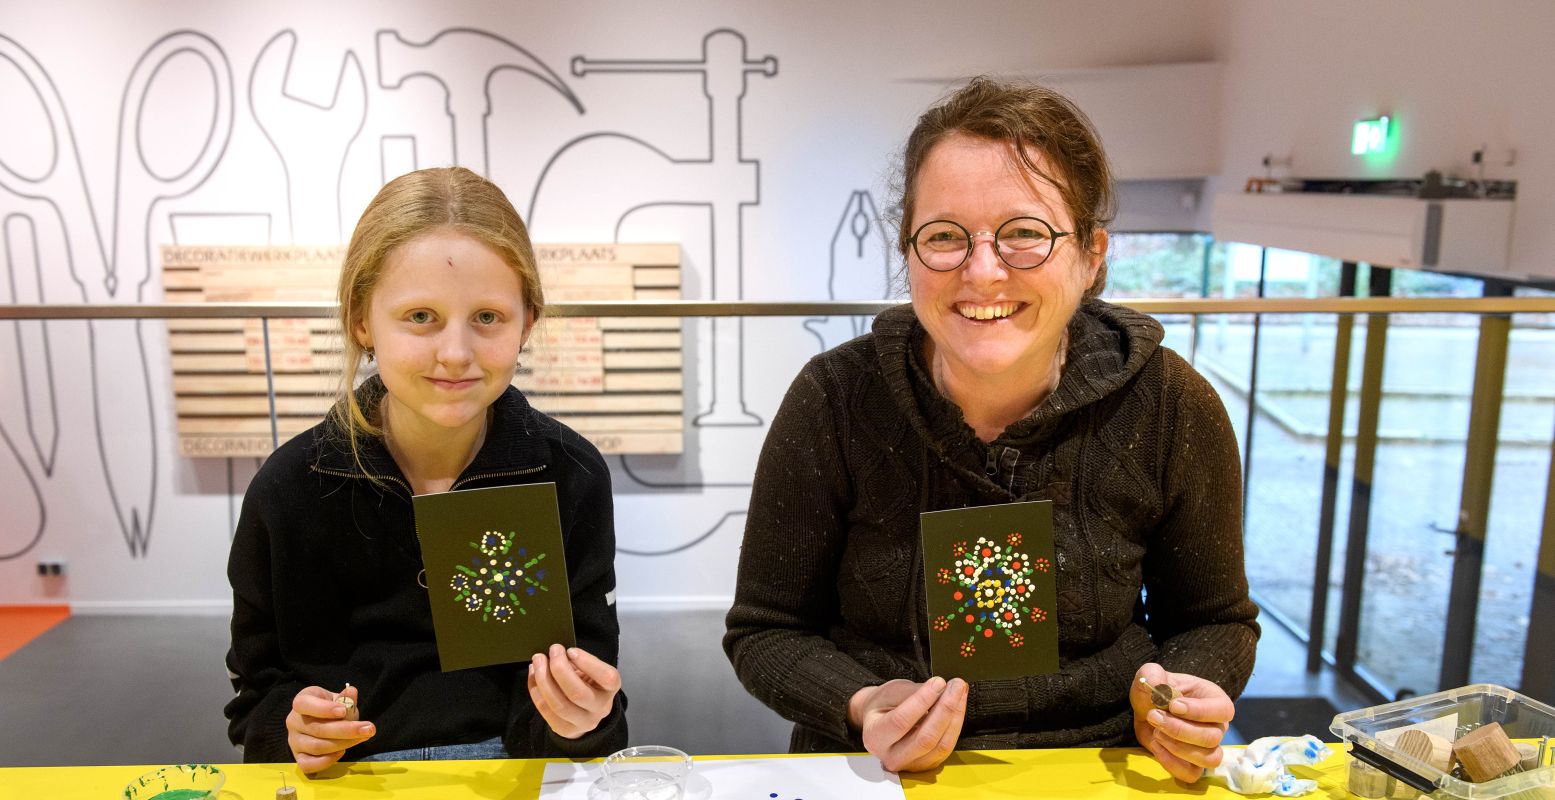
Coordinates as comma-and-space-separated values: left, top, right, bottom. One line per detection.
286, 684, 376, 773
528, 644, 622, 739
1131, 663, 1234, 783
848, 677, 968, 773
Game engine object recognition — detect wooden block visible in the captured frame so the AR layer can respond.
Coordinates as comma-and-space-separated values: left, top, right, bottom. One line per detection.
1349, 760, 1391, 798
1452, 722, 1522, 782
1396, 729, 1452, 772
1515, 741, 1540, 771
1388, 730, 1437, 798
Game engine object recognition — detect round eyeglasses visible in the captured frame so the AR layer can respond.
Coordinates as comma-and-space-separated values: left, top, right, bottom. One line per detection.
909, 216, 1073, 272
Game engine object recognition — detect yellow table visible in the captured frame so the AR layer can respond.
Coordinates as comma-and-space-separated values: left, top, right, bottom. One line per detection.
0, 746, 1359, 798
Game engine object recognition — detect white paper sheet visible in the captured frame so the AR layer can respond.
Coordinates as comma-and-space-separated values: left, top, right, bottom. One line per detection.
539, 754, 906, 800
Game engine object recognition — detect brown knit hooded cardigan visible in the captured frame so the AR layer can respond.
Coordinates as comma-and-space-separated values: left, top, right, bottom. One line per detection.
724, 300, 1259, 753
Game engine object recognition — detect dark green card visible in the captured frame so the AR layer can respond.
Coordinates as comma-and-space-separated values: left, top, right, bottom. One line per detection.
920, 500, 1059, 682
413, 483, 575, 672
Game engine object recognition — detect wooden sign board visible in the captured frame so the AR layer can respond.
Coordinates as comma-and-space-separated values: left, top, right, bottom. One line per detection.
161, 243, 683, 457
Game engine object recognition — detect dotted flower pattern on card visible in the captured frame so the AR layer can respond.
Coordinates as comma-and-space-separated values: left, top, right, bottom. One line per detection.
937, 532, 1048, 657
449, 530, 549, 623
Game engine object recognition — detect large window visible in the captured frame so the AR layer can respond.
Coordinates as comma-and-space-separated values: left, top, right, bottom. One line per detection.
1105, 235, 1550, 697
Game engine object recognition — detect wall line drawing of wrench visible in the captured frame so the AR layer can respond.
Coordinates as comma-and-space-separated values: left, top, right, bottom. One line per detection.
249, 29, 367, 244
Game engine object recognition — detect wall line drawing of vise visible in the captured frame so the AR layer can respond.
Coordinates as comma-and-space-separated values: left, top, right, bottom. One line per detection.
530, 28, 776, 429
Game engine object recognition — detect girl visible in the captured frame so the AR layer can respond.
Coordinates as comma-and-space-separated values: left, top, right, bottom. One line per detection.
225, 167, 625, 770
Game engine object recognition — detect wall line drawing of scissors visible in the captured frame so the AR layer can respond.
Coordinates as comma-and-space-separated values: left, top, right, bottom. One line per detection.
0, 30, 234, 557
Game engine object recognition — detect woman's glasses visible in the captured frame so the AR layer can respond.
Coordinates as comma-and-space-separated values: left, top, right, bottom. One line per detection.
909, 216, 1072, 272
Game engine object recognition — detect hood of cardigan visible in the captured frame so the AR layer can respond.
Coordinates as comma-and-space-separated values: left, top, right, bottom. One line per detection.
309, 375, 552, 490
873, 298, 1165, 491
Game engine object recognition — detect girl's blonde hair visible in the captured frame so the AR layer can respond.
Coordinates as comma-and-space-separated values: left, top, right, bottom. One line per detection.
330, 166, 544, 472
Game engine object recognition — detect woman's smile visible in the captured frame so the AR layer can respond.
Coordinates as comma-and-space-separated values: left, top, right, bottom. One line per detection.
953, 301, 1026, 322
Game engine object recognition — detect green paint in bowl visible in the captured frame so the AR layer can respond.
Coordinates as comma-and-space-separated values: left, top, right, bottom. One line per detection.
122, 764, 225, 800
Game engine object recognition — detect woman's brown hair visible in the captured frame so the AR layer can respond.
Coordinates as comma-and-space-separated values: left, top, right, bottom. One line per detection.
331, 166, 544, 472
894, 77, 1117, 300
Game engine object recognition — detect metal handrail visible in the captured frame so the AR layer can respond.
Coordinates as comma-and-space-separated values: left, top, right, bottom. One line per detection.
2, 296, 1555, 319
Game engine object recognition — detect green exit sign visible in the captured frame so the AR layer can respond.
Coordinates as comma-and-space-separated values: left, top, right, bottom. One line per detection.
1352, 116, 1390, 155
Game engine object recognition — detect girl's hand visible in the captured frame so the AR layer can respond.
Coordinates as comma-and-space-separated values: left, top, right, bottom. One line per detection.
528, 644, 622, 739
286, 684, 375, 773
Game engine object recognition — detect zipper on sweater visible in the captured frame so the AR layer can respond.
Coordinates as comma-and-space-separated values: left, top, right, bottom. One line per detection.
451, 464, 546, 490
311, 463, 547, 495
311, 465, 414, 498
984, 445, 1021, 495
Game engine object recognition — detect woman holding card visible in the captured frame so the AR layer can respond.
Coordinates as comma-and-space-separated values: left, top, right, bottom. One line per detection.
225, 167, 625, 771
725, 79, 1258, 781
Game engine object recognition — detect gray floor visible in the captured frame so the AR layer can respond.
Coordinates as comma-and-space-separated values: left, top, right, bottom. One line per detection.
0, 608, 1360, 767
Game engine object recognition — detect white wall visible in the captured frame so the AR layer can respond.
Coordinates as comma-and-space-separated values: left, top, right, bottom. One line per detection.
0, 0, 1226, 611
11, 1, 1550, 612
1214, 0, 1555, 281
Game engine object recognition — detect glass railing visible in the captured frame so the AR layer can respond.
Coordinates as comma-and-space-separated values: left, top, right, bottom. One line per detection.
3, 294, 1553, 708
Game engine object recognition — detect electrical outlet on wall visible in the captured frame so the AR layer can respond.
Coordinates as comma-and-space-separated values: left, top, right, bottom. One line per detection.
1472, 145, 1517, 168
35, 559, 66, 577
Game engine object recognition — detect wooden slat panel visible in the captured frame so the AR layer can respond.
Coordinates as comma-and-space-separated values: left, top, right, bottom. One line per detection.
515, 371, 604, 394
552, 414, 683, 433
163, 243, 684, 456
603, 351, 681, 370
597, 317, 680, 331
176, 395, 335, 416
585, 431, 682, 455
543, 263, 634, 293
602, 331, 681, 350
179, 417, 318, 435
172, 352, 341, 373
604, 372, 682, 392
167, 319, 336, 333
527, 349, 605, 370
174, 374, 337, 394
169, 332, 246, 352
531, 324, 602, 348
528, 393, 682, 413
634, 267, 680, 288
534, 243, 679, 266
180, 436, 291, 457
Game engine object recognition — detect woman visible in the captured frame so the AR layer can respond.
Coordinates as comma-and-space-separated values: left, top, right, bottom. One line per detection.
724, 79, 1258, 782
225, 167, 626, 770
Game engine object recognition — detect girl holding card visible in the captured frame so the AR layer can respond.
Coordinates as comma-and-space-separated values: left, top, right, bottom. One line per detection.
725, 79, 1259, 782
225, 167, 625, 771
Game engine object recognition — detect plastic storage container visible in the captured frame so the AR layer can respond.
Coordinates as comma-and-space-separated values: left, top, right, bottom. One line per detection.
1331, 684, 1555, 799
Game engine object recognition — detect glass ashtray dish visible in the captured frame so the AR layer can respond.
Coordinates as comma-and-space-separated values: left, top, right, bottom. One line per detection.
122, 763, 225, 800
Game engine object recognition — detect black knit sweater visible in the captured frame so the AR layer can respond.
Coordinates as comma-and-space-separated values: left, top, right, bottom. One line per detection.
225, 378, 626, 762
724, 300, 1259, 752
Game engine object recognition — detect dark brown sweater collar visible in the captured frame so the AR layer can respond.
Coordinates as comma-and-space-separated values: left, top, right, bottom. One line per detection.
874, 299, 1164, 465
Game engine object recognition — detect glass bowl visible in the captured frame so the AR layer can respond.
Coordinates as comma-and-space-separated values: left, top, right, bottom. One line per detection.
122, 764, 225, 800
602, 745, 692, 800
